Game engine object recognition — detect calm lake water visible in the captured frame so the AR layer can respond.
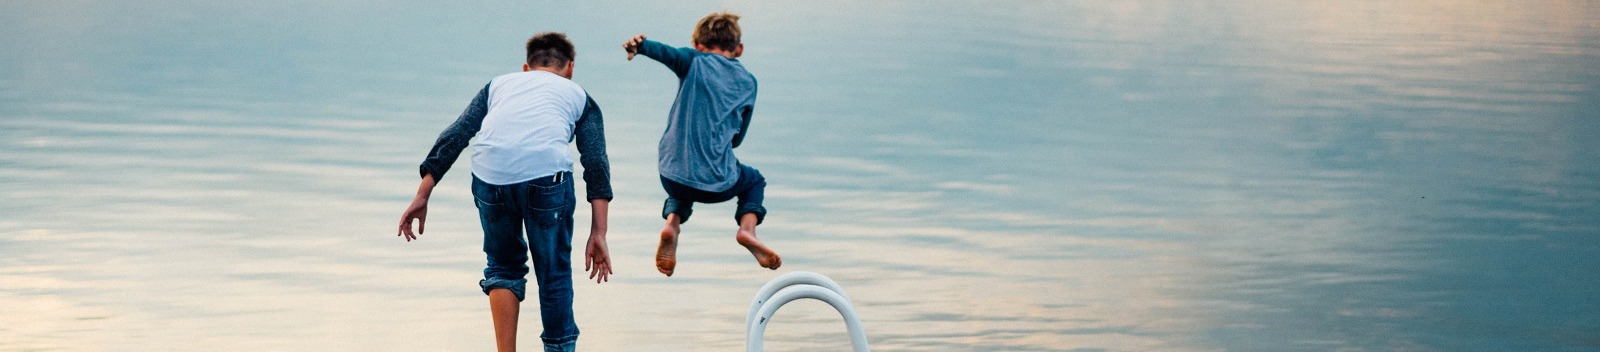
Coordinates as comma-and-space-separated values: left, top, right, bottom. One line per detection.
3, 1, 1598, 351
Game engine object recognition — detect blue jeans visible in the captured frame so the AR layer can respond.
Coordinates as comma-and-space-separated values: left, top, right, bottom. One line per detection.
473, 173, 579, 348
661, 163, 767, 225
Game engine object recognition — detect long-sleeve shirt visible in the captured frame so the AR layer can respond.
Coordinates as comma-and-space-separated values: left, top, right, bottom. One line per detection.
636, 39, 758, 192
418, 70, 613, 201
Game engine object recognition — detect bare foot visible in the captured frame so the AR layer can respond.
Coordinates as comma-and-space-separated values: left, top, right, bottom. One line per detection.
656, 224, 679, 276
736, 228, 781, 270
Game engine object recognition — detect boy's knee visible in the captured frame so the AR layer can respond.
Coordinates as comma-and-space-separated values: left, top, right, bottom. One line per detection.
738, 164, 764, 181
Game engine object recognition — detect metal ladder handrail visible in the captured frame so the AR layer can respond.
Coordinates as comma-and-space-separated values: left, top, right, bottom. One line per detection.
744, 271, 869, 352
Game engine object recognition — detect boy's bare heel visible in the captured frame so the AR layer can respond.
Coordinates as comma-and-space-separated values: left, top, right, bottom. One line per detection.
656, 227, 679, 277
736, 229, 781, 270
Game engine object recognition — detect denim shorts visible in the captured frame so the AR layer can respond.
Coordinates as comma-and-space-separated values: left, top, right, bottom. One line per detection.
661, 163, 767, 225
472, 172, 579, 346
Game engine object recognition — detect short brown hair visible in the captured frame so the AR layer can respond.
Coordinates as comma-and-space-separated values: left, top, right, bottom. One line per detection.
525, 32, 574, 68
692, 12, 741, 52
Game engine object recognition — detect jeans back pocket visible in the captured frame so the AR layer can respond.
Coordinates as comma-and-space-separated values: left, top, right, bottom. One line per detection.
473, 180, 510, 220
522, 177, 571, 228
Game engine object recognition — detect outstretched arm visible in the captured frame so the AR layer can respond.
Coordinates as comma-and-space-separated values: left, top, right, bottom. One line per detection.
401, 83, 489, 242
418, 83, 491, 181
623, 34, 696, 79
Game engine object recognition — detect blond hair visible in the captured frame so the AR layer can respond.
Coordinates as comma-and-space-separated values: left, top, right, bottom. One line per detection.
692, 12, 742, 51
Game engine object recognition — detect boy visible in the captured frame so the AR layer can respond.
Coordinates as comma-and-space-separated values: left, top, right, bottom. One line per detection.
622, 12, 780, 277
397, 32, 612, 352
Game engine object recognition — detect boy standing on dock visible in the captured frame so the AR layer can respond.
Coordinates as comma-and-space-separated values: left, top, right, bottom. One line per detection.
398, 32, 613, 352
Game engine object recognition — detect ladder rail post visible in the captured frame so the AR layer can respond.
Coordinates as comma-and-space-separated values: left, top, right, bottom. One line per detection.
744, 272, 869, 352
746, 271, 852, 330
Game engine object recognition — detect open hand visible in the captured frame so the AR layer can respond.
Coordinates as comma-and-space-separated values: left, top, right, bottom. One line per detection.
623, 34, 646, 61
585, 233, 613, 283
397, 197, 428, 241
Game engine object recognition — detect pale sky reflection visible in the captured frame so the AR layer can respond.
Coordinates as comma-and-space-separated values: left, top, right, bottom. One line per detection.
2, 0, 1597, 351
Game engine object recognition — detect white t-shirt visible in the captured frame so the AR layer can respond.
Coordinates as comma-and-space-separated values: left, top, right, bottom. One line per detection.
470, 70, 589, 185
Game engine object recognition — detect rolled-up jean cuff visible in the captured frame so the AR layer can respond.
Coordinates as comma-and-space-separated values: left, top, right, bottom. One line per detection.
737, 205, 766, 225
662, 198, 694, 224
480, 277, 528, 301
542, 334, 579, 350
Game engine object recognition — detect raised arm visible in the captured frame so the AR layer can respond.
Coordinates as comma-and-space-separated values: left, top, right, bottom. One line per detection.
575, 95, 614, 283
624, 34, 696, 79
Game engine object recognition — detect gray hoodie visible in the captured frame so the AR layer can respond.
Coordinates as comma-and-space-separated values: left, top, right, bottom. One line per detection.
636, 39, 758, 192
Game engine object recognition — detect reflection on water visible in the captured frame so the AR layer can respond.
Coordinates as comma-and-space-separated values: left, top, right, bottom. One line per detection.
3, 1, 1598, 351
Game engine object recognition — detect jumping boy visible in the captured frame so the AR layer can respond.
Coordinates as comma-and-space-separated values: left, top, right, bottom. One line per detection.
622, 12, 780, 277
398, 32, 613, 352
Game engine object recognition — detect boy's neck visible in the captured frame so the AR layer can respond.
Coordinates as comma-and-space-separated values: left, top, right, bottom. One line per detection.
694, 43, 742, 59
523, 62, 574, 79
